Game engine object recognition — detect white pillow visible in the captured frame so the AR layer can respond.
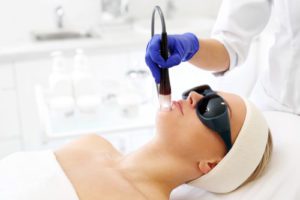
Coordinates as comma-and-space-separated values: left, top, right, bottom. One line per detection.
170, 111, 300, 200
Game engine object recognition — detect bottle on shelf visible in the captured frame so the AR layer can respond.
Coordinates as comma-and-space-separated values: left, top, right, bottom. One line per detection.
72, 48, 100, 114
48, 51, 75, 116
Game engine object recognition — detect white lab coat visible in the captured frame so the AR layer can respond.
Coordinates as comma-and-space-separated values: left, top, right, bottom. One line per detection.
211, 0, 300, 114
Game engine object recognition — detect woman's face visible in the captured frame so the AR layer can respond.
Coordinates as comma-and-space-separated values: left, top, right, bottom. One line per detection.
155, 90, 246, 160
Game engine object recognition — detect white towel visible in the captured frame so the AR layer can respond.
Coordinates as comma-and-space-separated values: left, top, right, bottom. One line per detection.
0, 150, 79, 200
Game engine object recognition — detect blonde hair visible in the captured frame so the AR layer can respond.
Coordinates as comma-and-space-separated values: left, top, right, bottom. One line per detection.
239, 130, 273, 188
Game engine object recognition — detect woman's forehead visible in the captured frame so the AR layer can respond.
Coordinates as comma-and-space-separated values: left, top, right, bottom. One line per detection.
216, 91, 235, 106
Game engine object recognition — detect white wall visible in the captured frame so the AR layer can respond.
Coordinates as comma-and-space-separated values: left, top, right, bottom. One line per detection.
127, 0, 221, 19
0, 0, 101, 45
0, 0, 221, 46
171, 0, 221, 18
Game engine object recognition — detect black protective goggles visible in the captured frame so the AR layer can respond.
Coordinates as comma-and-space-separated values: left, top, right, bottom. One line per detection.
182, 85, 232, 151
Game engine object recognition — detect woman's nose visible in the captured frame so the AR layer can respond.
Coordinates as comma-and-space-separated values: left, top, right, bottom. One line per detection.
187, 91, 204, 107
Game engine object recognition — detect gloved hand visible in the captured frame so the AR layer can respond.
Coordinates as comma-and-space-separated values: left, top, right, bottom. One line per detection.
145, 32, 199, 83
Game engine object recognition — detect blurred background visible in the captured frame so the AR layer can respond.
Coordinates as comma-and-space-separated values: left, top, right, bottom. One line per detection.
0, 0, 273, 158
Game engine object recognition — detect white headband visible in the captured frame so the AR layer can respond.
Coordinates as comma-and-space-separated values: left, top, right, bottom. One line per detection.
188, 98, 269, 193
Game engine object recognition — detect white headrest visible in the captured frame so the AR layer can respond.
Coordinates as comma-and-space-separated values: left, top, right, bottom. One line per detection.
187, 99, 269, 193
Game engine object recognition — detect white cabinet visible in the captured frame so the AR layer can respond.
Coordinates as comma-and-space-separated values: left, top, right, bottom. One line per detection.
0, 90, 20, 139
0, 63, 20, 139
0, 64, 15, 89
0, 63, 22, 159
14, 59, 53, 149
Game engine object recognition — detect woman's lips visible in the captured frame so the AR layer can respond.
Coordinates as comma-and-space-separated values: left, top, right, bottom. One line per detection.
172, 101, 184, 115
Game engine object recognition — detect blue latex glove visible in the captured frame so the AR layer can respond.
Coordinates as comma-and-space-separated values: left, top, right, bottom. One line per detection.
145, 32, 199, 83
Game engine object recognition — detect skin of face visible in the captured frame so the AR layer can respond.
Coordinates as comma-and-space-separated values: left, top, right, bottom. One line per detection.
155, 90, 246, 170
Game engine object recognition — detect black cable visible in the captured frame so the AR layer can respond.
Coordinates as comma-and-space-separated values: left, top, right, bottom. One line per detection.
151, 6, 166, 37
151, 6, 171, 96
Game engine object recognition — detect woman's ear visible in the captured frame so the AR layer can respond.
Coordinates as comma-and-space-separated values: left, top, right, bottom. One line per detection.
198, 159, 221, 174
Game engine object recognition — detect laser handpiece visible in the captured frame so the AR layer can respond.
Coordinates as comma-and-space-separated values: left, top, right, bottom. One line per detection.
151, 6, 172, 111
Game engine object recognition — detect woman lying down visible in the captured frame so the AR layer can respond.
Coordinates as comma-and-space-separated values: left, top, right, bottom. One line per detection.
0, 85, 272, 200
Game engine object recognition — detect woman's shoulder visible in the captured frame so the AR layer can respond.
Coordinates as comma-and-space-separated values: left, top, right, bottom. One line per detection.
75, 134, 115, 150
55, 133, 122, 159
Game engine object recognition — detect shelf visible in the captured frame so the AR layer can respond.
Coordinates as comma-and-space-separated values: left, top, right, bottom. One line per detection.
35, 85, 156, 142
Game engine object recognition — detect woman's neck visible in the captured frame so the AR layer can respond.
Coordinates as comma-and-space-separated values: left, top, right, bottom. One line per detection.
115, 136, 201, 199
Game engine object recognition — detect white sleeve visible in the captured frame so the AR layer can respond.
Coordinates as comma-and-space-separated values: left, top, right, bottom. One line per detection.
211, 0, 272, 72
